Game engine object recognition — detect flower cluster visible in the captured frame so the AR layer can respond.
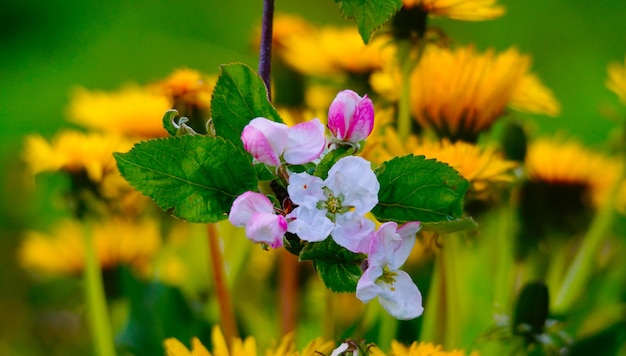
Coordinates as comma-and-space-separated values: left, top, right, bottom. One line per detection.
228, 89, 423, 319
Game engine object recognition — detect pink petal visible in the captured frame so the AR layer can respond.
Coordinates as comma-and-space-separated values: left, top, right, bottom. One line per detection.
241, 117, 288, 166
283, 118, 326, 164
228, 191, 275, 227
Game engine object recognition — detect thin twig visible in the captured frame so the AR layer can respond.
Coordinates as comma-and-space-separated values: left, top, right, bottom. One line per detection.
258, 0, 275, 100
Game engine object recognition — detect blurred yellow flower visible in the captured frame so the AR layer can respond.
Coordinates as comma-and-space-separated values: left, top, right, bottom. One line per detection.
19, 218, 161, 275
370, 340, 479, 355
403, 0, 505, 21
371, 45, 560, 141
67, 85, 171, 137
525, 138, 621, 207
23, 130, 134, 183
407, 138, 518, 193
272, 15, 393, 77
606, 55, 626, 104
150, 68, 217, 110
164, 326, 334, 356
362, 120, 517, 193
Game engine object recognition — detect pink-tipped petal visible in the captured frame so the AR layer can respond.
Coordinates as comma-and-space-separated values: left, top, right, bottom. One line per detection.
228, 191, 275, 227
347, 94, 374, 142
246, 213, 287, 248
283, 118, 326, 164
241, 117, 288, 166
328, 90, 374, 143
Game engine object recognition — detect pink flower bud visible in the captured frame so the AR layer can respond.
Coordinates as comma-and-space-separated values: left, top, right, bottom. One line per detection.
229, 191, 286, 248
328, 90, 374, 143
241, 117, 289, 166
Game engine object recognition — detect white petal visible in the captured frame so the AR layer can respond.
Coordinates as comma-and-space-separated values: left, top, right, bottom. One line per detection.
287, 172, 325, 208
370, 222, 419, 270
377, 270, 423, 320
228, 191, 275, 227
356, 265, 383, 303
332, 212, 375, 254
284, 118, 326, 164
326, 156, 379, 215
246, 213, 287, 248
286, 206, 334, 242
330, 343, 350, 356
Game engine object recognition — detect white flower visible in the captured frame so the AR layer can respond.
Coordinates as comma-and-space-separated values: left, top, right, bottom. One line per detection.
241, 117, 325, 166
228, 191, 287, 248
356, 221, 424, 320
286, 156, 379, 253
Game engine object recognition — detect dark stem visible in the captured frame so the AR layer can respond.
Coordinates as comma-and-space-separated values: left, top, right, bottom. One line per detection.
259, 0, 275, 101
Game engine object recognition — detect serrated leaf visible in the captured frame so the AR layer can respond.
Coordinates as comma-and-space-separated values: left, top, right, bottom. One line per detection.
211, 63, 283, 149
299, 238, 365, 263
314, 260, 362, 292
335, 0, 403, 43
114, 135, 257, 223
420, 217, 478, 233
373, 155, 469, 223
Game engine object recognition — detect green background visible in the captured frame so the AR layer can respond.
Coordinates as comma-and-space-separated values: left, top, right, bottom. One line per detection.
1, 0, 625, 353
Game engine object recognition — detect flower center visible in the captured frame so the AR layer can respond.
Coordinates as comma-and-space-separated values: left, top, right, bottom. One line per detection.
317, 186, 350, 221
378, 266, 397, 287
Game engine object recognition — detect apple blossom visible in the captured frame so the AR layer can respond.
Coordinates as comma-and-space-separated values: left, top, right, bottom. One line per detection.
228, 191, 287, 248
356, 221, 424, 320
241, 117, 325, 166
327, 90, 374, 144
286, 156, 379, 253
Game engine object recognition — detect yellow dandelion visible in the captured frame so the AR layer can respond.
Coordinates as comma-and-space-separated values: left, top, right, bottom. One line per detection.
150, 68, 217, 110
525, 138, 621, 207
19, 218, 161, 276
164, 327, 334, 356
407, 138, 518, 193
362, 115, 517, 193
606, 55, 626, 104
269, 14, 317, 51
23, 130, 134, 183
401, 45, 559, 141
370, 46, 560, 141
273, 15, 393, 77
379, 340, 479, 355
403, 0, 505, 21
67, 85, 171, 137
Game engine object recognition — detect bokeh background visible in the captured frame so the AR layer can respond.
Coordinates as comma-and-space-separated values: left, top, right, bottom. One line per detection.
1, 0, 625, 354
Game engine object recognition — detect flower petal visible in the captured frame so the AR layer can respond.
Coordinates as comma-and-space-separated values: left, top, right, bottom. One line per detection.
228, 191, 275, 227
287, 172, 325, 208
328, 90, 360, 140
326, 156, 379, 214
332, 212, 375, 253
369, 222, 420, 270
284, 118, 326, 164
377, 270, 423, 320
246, 212, 287, 248
286, 206, 334, 242
241, 117, 288, 166
356, 265, 384, 303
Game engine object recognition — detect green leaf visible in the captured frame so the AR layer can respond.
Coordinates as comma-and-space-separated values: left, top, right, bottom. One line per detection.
162, 109, 179, 136
334, 0, 403, 43
372, 155, 469, 223
211, 63, 283, 149
420, 217, 478, 233
114, 135, 257, 223
314, 260, 362, 292
314, 145, 354, 180
299, 238, 365, 263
